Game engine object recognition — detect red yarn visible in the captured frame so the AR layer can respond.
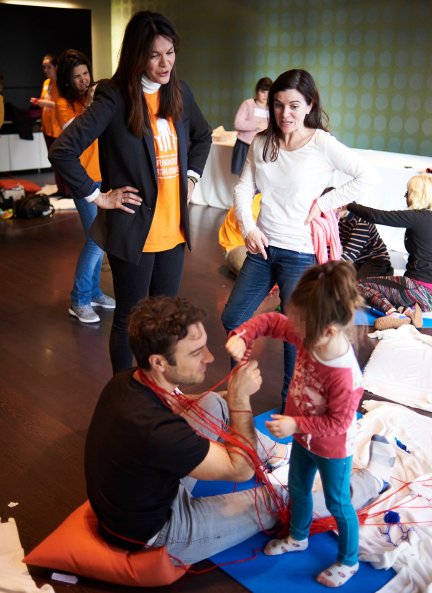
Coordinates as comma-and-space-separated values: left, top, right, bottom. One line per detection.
137, 364, 290, 570
136, 366, 432, 571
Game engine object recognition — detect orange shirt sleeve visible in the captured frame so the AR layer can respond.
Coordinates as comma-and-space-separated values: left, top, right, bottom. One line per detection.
55, 97, 101, 182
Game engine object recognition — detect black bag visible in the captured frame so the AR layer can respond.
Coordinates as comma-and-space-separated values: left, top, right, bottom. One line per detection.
15, 193, 54, 219
0, 189, 14, 210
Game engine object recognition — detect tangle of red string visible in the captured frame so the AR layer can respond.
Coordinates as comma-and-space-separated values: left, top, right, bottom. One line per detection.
137, 365, 432, 572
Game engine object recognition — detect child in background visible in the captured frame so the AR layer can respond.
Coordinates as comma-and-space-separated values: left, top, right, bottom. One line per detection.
338, 204, 393, 279
226, 260, 364, 588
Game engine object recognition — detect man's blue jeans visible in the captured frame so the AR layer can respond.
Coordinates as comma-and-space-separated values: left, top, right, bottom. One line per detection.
221, 247, 316, 408
71, 197, 104, 306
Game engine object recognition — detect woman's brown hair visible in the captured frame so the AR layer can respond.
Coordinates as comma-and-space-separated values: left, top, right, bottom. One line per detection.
262, 69, 329, 162
57, 49, 94, 105
112, 10, 183, 137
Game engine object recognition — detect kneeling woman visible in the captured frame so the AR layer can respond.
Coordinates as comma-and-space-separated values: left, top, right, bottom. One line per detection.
347, 174, 432, 330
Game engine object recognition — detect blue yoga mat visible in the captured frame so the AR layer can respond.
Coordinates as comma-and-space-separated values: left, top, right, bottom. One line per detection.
193, 410, 396, 593
355, 307, 432, 327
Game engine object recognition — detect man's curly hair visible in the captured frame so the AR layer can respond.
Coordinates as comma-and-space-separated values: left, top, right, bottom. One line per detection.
128, 296, 206, 369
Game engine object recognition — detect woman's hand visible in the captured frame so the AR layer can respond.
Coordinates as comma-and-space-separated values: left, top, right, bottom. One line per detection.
304, 201, 322, 225
226, 334, 247, 361
30, 97, 54, 108
94, 186, 142, 213
245, 228, 269, 260
187, 178, 196, 205
265, 414, 298, 438
84, 84, 97, 108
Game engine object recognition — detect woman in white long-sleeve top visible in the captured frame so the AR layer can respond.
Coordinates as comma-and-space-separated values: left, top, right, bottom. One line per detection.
222, 69, 379, 410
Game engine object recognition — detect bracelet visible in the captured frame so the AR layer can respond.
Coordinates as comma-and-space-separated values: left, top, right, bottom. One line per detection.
187, 175, 197, 186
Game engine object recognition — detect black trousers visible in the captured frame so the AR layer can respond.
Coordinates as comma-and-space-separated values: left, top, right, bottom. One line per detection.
356, 258, 393, 280
108, 243, 185, 373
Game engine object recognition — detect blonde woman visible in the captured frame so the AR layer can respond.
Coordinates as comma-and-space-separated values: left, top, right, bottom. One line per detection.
347, 173, 432, 329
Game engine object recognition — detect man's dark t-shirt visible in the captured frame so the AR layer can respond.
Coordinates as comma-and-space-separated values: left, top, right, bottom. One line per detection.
85, 370, 210, 547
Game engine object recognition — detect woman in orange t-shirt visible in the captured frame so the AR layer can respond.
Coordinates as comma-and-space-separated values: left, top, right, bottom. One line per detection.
30, 55, 68, 196
49, 12, 212, 372
56, 49, 115, 324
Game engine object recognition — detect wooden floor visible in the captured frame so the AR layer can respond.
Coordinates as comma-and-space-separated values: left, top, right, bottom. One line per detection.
0, 171, 428, 593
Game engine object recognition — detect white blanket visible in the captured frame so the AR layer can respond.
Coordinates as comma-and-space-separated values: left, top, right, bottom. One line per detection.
363, 325, 432, 412
0, 518, 54, 593
355, 400, 432, 593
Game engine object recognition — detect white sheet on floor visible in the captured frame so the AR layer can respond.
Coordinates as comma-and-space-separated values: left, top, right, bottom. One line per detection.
0, 517, 55, 593
48, 197, 76, 210
36, 185, 76, 210
363, 325, 432, 411
354, 400, 432, 593
36, 185, 58, 196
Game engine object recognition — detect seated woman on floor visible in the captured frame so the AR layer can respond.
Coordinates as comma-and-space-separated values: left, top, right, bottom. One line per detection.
347, 173, 432, 330
338, 203, 393, 279
218, 193, 261, 275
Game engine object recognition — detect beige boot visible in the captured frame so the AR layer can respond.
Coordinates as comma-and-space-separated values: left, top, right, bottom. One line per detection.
374, 313, 411, 330
404, 303, 423, 328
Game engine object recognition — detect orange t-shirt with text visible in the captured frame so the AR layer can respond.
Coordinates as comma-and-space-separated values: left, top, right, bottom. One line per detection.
143, 92, 184, 252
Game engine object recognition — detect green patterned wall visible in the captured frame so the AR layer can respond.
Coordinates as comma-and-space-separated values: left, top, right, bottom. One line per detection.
111, 0, 432, 156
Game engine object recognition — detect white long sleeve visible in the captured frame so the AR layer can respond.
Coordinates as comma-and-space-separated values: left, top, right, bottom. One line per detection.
234, 129, 379, 252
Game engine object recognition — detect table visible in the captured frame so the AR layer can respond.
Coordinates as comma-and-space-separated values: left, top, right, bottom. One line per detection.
192, 136, 432, 255
191, 138, 237, 209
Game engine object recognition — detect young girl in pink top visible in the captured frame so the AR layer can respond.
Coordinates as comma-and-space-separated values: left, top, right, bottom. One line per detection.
226, 260, 364, 588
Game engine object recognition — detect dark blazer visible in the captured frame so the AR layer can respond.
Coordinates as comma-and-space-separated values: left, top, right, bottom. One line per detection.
49, 79, 212, 263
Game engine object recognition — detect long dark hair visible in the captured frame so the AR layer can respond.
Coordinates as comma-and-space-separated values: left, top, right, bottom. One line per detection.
112, 10, 183, 137
56, 49, 94, 105
263, 69, 330, 161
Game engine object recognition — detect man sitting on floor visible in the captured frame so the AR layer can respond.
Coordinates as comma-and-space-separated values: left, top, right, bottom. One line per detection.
85, 296, 395, 566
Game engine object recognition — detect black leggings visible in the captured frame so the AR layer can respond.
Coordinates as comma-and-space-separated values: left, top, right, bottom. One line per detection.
108, 243, 185, 373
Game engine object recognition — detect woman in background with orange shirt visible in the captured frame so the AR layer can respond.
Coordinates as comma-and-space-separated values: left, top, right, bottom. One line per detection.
30, 54, 68, 196
56, 49, 115, 324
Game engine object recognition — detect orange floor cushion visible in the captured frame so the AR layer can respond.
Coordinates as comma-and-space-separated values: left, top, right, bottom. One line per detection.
23, 501, 187, 587
0, 178, 42, 193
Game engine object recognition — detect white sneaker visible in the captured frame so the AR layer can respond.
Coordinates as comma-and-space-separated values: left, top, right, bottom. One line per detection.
266, 462, 290, 487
